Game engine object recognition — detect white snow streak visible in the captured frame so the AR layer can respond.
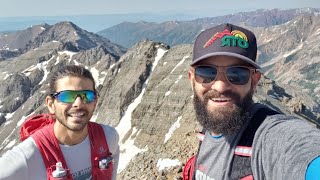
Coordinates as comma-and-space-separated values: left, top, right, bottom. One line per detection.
22, 65, 37, 76
157, 158, 181, 171
164, 116, 181, 143
37, 60, 50, 85
99, 71, 108, 86
90, 113, 98, 122
3, 73, 12, 80
175, 75, 183, 84
165, 91, 171, 97
314, 28, 320, 36
283, 43, 303, 58
115, 48, 167, 173
4, 139, 16, 150
170, 55, 189, 74
5, 112, 14, 120
90, 67, 100, 86
0, 112, 16, 149
73, 60, 80, 65
117, 128, 147, 173
58, 50, 76, 63
153, 48, 168, 71
17, 112, 35, 127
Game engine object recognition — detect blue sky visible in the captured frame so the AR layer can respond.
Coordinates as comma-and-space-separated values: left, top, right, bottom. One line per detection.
1, 0, 319, 17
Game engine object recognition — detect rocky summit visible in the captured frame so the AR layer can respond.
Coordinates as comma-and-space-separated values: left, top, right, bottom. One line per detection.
0, 9, 320, 180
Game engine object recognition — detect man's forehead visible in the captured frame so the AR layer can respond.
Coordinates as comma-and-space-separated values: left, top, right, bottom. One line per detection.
55, 76, 94, 91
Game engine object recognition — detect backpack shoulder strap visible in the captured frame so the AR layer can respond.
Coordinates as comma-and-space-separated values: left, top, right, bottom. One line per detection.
238, 107, 279, 146
20, 114, 55, 141
31, 123, 72, 180
182, 155, 196, 180
88, 122, 113, 180
182, 130, 205, 180
230, 107, 279, 179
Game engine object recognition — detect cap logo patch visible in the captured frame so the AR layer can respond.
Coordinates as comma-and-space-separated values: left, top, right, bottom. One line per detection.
203, 29, 249, 49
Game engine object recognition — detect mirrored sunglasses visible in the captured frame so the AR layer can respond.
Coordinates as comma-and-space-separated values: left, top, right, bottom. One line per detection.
194, 65, 256, 85
51, 90, 97, 104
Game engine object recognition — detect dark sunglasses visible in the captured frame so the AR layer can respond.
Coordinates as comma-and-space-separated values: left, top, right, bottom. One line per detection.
194, 65, 256, 85
51, 90, 97, 104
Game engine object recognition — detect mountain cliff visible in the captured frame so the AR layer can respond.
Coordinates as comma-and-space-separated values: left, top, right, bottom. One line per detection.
255, 15, 320, 105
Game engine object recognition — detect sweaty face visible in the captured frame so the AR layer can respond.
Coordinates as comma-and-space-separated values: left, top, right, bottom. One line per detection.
46, 76, 97, 132
189, 56, 260, 135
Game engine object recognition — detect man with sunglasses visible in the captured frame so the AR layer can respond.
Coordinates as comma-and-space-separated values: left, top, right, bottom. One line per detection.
184, 23, 320, 179
0, 65, 119, 180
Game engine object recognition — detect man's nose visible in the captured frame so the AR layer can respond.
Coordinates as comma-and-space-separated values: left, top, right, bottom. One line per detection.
210, 72, 232, 93
72, 95, 84, 106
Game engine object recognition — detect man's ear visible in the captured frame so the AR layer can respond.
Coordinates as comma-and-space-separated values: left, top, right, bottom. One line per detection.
188, 69, 195, 92
251, 71, 261, 90
46, 96, 55, 114
188, 69, 193, 81
93, 96, 98, 109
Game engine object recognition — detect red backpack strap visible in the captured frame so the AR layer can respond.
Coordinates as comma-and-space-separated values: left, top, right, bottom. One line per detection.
183, 155, 196, 180
20, 114, 55, 141
182, 131, 205, 180
88, 122, 113, 180
32, 124, 72, 180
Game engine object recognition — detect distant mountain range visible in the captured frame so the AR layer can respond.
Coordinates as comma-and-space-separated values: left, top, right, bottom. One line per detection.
0, 12, 208, 33
0, 8, 319, 179
97, 7, 320, 48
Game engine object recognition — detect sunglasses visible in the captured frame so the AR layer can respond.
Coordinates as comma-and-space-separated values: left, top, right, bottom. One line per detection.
194, 65, 256, 85
51, 90, 97, 104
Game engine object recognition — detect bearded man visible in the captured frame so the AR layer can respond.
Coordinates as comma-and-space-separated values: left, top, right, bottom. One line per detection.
184, 23, 320, 180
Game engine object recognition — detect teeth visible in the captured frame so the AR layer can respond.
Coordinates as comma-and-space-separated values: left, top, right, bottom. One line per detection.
211, 98, 231, 102
69, 112, 85, 117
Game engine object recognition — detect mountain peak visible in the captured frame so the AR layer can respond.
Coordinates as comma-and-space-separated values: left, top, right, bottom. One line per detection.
22, 21, 125, 54
51, 21, 81, 31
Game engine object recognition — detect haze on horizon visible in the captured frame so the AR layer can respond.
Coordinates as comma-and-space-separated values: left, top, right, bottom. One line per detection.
0, 0, 319, 17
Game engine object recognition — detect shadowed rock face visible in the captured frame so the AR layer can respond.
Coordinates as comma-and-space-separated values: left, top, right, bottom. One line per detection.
0, 14, 319, 179
0, 24, 50, 51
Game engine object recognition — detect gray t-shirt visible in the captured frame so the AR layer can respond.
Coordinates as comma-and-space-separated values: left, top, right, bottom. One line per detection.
195, 104, 320, 180
0, 124, 119, 180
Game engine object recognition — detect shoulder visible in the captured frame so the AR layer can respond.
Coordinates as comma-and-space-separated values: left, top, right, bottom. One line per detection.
0, 138, 44, 179
252, 114, 320, 178
2, 137, 39, 159
99, 124, 119, 140
254, 113, 320, 153
249, 103, 316, 132
98, 124, 119, 152
261, 114, 317, 133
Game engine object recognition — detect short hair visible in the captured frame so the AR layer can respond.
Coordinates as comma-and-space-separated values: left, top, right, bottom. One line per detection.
48, 65, 96, 94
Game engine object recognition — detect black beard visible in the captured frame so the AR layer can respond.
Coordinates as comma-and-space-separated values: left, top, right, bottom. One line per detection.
55, 109, 90, 132
193, 88, 253, 135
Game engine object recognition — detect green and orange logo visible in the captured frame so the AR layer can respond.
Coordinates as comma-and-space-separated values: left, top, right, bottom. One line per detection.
203, 29, 249, 49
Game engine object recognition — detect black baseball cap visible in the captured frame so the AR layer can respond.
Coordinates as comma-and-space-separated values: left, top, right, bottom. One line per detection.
191, 23, 260, 69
